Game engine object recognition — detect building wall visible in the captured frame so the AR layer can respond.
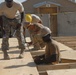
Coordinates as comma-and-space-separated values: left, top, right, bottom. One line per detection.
57, 12, 76, 36
25, 13, 76, 37
22, 0, 76, 13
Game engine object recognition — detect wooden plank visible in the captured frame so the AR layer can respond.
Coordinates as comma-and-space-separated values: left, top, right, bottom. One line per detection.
53, 36, 76, 42
37, 63, 76, 71
0, 38, 39, 75
52, 40, 73, 51
61, 50, 76, 60
47, 69, 76, 75
35, 7, 57, 14
53, 37, 76, 50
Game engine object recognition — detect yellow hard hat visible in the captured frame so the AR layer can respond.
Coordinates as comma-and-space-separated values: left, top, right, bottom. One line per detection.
25, 14, 32, 23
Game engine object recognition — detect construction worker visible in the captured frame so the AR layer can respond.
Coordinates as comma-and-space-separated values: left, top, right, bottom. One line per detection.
26, 23, 61, 64
0, 0, 25, 59
24, 14, 45, 50
25, 14, 42, 24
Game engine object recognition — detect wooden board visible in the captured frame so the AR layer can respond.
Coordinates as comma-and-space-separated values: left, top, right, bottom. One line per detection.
52, 40, 73, 51
0, 38, 39, 75
37, 63, 76, 71
61, 50, 76, 60
47, 69, 76, 75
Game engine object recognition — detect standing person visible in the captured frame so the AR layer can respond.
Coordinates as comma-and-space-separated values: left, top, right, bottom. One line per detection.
24, 14, 45, 50
0, 17, 3, 38
26, 23, 61, 64
0, 0, 25, 59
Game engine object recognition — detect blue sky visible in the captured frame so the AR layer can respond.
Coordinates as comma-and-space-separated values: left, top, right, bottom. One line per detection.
0, 0, 26, 3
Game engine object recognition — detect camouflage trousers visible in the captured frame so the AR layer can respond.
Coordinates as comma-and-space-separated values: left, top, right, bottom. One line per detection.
1, 16, 25, 51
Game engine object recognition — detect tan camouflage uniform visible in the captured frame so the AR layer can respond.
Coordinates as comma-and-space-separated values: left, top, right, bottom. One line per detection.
29, 23, 60, 64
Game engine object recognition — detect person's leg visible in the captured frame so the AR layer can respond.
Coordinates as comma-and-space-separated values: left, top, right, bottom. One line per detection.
34, 54, 45, 65
1, 16, 10, 60
23, 27, 26, 39
2, 36, 10, 60
45, 41, 61, 64
15, 25, 26, 58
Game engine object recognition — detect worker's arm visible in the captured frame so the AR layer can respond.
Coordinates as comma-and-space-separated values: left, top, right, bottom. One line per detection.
13, 12, 25, 37
0, 16, 5, 37
15, 12, 24, 29
20, 11, 24, 23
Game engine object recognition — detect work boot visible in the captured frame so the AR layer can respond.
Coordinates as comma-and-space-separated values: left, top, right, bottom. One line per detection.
19, 49, 25, 58
3, 50, 10, 60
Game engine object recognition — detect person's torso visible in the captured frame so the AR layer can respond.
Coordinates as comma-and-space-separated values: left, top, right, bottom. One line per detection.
0, 1, 23, 19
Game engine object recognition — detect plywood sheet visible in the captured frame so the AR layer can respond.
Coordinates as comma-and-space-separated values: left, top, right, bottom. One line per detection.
0, 38, 39, 75
47, 69, 76, 75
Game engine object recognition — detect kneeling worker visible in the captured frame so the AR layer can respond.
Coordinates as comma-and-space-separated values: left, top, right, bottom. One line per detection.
26, 23, 61, 64
24, 14, 45, 50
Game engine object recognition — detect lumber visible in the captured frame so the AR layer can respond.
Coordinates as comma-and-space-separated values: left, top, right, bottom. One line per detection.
37, 63, 76, 71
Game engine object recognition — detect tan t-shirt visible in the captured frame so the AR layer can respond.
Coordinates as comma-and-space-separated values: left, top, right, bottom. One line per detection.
0, 1, 24, 19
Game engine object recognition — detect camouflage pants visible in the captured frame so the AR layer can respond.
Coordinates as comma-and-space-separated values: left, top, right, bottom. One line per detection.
1, 16, 25, 51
